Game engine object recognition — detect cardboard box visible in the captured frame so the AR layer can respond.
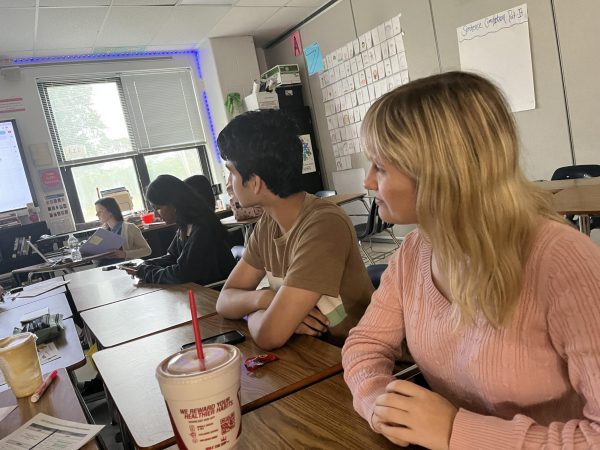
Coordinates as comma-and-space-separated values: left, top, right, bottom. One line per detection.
261, 64, 301, 86
244, 92, 279, 111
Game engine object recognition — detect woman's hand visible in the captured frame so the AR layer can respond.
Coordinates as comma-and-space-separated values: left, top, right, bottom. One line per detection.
111, 250, 126, 259
372, 380, 458, 450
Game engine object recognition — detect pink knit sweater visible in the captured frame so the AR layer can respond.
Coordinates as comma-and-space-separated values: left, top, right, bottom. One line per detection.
342, 220, 600, 449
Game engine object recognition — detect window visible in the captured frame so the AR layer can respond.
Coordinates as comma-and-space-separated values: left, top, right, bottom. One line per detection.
145, 148, 204, 183
39, 69, 212, 223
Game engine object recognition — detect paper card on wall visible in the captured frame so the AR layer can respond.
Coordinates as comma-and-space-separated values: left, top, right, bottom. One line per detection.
391, 54, 401, 73
347, 42, 355, 58
457, 4, 534, 112
374, 44, 382, 62
347, 140, 355, 154
371, 27, 380, 46
368, 84, 376, 99
374, 81, 383, 99
384, 59, 393, 77
377, 24, 386, 42
304, 42, 325, 75
401, 70, 409, 84
291, 31, 303, 57
337, 114, 344, 128
340, 127, 347, 141
387, 78, 396, 92
366, 67, 374, 84
361, 51, 370, 68
363, 86, 372, 102
368, 48, 377, 65
352, 74, 359, 90
342, 45, 349, 61
359, 34, 368, 52
344, 61, 352, 77
345, 93, 352, 108
385, 20, 394, 39
299, 134, 317, 174
353, 39, 360, 55
340, 63, 347, 79
359, 70, 367, 87
39, 168, 62, 192
357, 54, 364, 71
388, 38, 397, 56
398, 52, 408, 70
392, 14, 402, 35
393, 73, 403, 87
350, 91, 358, 107
395, 34, 405, 53
350, 58, 358, 74
345, 156, 353, 170
336, 48, 343, 63
381, 41, 390, 59
340, 95, 347, 110
377, 61, 385, 78
365, 30, 373, 49
344, 112, 352, 126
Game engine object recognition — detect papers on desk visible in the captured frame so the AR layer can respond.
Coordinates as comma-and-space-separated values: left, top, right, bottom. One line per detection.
0, 413, 104, 450
0, 405, 16, 423
20, 307, 49, 323
7, 279, 69, 299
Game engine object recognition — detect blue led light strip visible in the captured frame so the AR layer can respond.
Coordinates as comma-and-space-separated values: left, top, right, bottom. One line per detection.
11, 49, 221, 161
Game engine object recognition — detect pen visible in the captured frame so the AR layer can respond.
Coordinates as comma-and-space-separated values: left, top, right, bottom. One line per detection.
31, 370, 58, 403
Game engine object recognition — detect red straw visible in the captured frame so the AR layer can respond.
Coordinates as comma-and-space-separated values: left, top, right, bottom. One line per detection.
188, 289, 206, 371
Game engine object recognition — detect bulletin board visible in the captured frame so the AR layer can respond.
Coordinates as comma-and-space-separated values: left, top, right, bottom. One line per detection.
318, 13, 408, 172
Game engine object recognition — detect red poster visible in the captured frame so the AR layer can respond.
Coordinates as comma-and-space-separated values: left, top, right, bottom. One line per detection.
290, 31, 303, 57
39, 168, 62, 192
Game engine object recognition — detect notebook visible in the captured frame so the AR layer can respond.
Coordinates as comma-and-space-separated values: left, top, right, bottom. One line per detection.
79, 228, 124, 257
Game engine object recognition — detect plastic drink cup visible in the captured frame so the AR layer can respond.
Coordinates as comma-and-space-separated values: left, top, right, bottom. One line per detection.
141, 212, 155, 225
0, 333, 43, 397
156, 344, 242, 450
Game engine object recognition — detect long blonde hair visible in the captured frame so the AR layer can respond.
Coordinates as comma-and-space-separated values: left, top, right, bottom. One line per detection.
362, 71, 561, 326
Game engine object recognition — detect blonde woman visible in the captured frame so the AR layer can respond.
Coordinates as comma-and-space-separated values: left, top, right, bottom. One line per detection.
342, 72, 600, 449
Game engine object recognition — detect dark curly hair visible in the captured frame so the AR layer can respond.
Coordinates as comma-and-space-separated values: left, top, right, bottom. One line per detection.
217, 109, 303, 198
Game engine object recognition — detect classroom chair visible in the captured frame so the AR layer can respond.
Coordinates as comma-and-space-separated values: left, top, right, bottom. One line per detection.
354, 198, 401, 265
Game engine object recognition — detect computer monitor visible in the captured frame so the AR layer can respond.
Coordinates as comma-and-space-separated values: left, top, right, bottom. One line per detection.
0, 119, 35, 213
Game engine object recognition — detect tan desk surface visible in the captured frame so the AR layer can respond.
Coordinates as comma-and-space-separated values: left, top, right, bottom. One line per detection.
68, 274, 163, 313
0, 319, 85, 393
81, 284, 218, 348
93, 315, 342, 450
552, 184, 600, 215
535, 177, 600, 194
0, 284, 68, 311
0, 292, 72, 338
239, 374, 403, 450
324, 192, 366, 206
64, 260, 143, 286
0, 368, 99, 449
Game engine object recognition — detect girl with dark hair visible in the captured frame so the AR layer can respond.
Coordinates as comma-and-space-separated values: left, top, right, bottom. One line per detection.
124, 174, 235, 285
184, 174, 216, 210
94, 197, 151, 262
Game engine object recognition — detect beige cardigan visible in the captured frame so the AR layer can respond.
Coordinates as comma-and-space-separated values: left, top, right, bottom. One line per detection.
117, 221, 151, 259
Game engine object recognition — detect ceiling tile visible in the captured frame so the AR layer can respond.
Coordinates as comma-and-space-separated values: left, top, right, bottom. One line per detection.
208, 6, 277, 38
36, 7, 107, 49
254, 6, 313, 46
235, 0, 287, 6
0, 8, 35, 52
0, 0, 35, 6
286, 0, 327, 6
112, 0, 177, 5
40, 0, 110, 6
96, 6, 172, 46
150, 5, 230, 45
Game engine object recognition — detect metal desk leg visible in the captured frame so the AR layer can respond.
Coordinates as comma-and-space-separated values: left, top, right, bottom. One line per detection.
579, 215, 591, 236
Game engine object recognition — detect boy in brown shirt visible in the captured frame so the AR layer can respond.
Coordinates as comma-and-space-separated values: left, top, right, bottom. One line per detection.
216, 110, 374, 349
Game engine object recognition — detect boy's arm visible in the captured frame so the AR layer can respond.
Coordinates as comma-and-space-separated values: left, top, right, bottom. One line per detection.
216, 259, 270, 318
247, 285, 326, 350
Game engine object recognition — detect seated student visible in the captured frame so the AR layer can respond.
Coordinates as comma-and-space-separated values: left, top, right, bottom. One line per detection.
342, 72, 600, 449
124, 174, 235, 285
215, 110, 374, 350
94, 197, 151, 264
185, 174, 216, 210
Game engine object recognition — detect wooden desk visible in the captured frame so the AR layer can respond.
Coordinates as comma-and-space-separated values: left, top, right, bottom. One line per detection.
0, 368, 99, 449
68, 274, 163, 313
0, 292, 72, 337
239, 374, 401, 449
552, 184, 600, 235
81, 284, 219, 348
535, 177, 600, 194
221, 215, 260, 245
0, 319, 85, 393
93, 315, 342, 449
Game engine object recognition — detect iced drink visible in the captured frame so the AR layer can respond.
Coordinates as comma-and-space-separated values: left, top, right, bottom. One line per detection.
0, 332, 43, 397
156, 344, 241, 450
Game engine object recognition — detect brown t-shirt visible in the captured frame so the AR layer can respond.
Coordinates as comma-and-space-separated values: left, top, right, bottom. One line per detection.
243, 194, 374, 346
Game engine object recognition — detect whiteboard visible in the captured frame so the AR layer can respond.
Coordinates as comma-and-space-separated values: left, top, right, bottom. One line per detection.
457, 4, 535, 112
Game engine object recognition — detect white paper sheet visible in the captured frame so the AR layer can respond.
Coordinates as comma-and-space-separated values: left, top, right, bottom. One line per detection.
0, 413, 104, 450
457, 4, 535, 112
38, 342, 61, 365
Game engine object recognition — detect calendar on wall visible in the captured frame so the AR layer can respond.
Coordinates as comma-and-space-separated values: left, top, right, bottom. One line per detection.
318, 13, 409, 171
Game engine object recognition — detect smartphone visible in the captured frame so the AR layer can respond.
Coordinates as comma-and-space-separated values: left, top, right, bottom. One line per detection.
102, 265, 117, 271
181, 330, 245, 350
120, 262, 137, 268
393, 364, 420, 381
